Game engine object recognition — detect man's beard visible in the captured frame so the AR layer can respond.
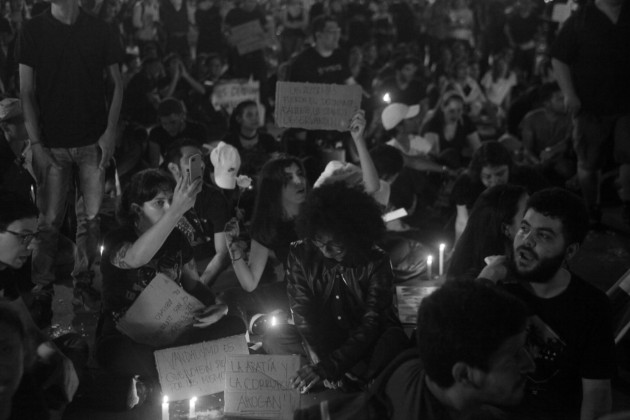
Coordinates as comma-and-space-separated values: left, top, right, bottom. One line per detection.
510, 246, 565, 284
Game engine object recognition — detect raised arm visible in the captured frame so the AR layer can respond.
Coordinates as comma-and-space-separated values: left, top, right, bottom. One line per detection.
349, 110, 380, 195
224, 218, 270, 292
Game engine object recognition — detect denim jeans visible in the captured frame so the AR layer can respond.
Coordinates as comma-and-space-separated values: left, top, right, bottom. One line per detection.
32, 143, 104, 293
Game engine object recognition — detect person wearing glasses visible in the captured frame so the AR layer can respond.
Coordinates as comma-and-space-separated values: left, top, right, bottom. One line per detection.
0, 190, 87, 419
264, 183, 409, 393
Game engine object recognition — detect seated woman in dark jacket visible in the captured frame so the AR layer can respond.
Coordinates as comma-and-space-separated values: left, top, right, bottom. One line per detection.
264, 183, 410, 392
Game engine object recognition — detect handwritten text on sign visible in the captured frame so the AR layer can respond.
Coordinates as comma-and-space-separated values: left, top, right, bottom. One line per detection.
275, 82, 362, 131
116, 273, 205, 347
210, 79, 262, 121
224, 354, 300, 420
230, 20, 267, 55
154, 335, 249, 401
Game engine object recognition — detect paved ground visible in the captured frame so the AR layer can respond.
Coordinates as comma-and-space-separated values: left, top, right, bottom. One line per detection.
53, 201, 630, 419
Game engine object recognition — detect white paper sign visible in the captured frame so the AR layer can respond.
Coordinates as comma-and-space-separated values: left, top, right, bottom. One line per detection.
210, 79, 262, 119
224, 354, 300, 420
154, 335, 249, 401
116, 273, 205, 347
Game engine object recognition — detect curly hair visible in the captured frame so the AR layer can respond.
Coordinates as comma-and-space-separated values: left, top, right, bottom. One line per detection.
297, 182, 385, 259
467, 141, 514, 184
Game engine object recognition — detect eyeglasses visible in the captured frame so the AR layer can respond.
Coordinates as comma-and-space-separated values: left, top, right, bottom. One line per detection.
2, 230, 41, 244
311, 237, 344, 254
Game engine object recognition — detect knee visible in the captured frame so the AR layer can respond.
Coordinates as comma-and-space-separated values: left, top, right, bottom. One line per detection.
262, 324, 304, 355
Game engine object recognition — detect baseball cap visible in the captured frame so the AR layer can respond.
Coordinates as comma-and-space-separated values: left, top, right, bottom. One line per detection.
210, 142, 241, 189
0, 98, 22, 122
381, 103, 420, 131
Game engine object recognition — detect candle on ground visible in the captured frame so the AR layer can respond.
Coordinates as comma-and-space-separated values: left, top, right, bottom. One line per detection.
439, 243, 446, 276
189, 396, 197, 419
162, 396, 169, 420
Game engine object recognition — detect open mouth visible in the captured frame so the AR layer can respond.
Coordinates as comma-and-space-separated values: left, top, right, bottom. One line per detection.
517, 248, 536, 264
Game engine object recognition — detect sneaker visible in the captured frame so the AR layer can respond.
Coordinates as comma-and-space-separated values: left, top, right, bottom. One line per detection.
72, 282, 102, 313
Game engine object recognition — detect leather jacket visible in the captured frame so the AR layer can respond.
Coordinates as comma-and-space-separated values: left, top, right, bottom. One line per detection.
286, 240, 401, 380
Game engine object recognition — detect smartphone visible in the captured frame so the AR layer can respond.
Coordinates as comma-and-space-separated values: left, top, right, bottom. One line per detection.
382, 208, 408, 223
188, 154, 203, 184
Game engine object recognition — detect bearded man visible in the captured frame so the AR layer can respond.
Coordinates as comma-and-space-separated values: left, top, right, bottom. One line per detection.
479, 188, 616, 420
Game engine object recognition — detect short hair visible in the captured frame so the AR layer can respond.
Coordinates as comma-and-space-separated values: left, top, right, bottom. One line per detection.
229, 100, 258, 134
417, 280, 528, 388
164, 138, 203, 168
157, 98, 185, 117
526, 188, 589, 245
310, 15, 337, 36
468, 141, 514, 182
370, 145, 404, 180
0, 190, 38, 231
297, 183, 385, 259
117, 169, 175, 226
538, 82, 561, 104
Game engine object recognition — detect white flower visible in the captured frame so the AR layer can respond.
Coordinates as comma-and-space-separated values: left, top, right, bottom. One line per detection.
236, 175, 252, 190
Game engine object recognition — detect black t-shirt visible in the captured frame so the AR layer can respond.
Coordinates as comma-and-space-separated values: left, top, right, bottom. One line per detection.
0, 267, 21, 301
101, 227, 194, 325
550, 1, 630, 116
222, 131, 280, 177
421, 112, 476, 160
148, 120, 208, 157
0, 140, 36, 202
506, 13, 539, 44
178, 183, 234, 261
252, 219, 298, 268
17, 8, 122, 148
288, 46, 351, 84
501, 275, 616, 418
224, 6, 266, 27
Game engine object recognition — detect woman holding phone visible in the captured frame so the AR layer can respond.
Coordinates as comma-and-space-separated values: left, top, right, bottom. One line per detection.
95, 169, 244, 388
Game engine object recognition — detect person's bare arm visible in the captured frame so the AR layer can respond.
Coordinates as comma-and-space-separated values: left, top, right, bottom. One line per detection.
98, 63, 124, 170
181, 259, 215, 305
552, 58, 581, 116
200, 232, 230, 286
580, 378, 611, 420
350, 110, 380, 194
455, 204, 468, 244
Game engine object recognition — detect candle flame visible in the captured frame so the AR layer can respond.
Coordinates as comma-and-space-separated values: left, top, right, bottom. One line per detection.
163, 396, 169, 404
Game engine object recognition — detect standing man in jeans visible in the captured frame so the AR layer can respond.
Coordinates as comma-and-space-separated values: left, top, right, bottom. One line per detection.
17, 0, 123, 324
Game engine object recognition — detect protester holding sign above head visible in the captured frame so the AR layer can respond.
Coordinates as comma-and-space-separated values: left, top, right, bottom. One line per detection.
96, 169, 244, 401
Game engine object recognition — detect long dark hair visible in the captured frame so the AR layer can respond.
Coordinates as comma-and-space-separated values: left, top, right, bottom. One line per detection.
448, 184, 527, 281
250, 155, 306, 245
228, 100, 258, 135
467, 140, 514, 184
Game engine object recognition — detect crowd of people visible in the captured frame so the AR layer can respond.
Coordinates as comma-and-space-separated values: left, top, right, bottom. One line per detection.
1, 0, 630, 418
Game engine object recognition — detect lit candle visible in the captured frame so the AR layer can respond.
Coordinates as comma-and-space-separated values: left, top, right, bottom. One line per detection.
427, 255, 433, 280
30, 185, 35, 203
189, 396, 197, 419
439, 243, 446, 276
162, 396, 169, 420
100, 245, 104, 257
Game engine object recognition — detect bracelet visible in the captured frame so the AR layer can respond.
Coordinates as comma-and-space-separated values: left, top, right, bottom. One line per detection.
231, 255, 243, 263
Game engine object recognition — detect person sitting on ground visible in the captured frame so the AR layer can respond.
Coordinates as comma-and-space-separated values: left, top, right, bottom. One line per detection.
147, 98, 208, 167
222, 100, 280, 179
479, 188, 616, 420
265, 182, 410, 392
375, 55, 427, 107
0, 191, 87, 419
123, 56, 169, 126
95, 169, 244, 390
381, 280, 535, 420
421, 90, 482, 170
451, 140, 546, 243
446, 60, 486, 118
448, 184, 528, 281
163, 139, 239, 287
480, 52, 518, 118
519, 82, 575, 186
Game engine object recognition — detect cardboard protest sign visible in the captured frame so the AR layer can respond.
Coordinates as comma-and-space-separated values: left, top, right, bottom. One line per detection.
231, 20, 267, 55
154, 335, 249, 401
116, 273, 205, 347
210, 79, 262, 121
224, 354, 300, 420
275, 82, 362, 131
396, 285, 439, 325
